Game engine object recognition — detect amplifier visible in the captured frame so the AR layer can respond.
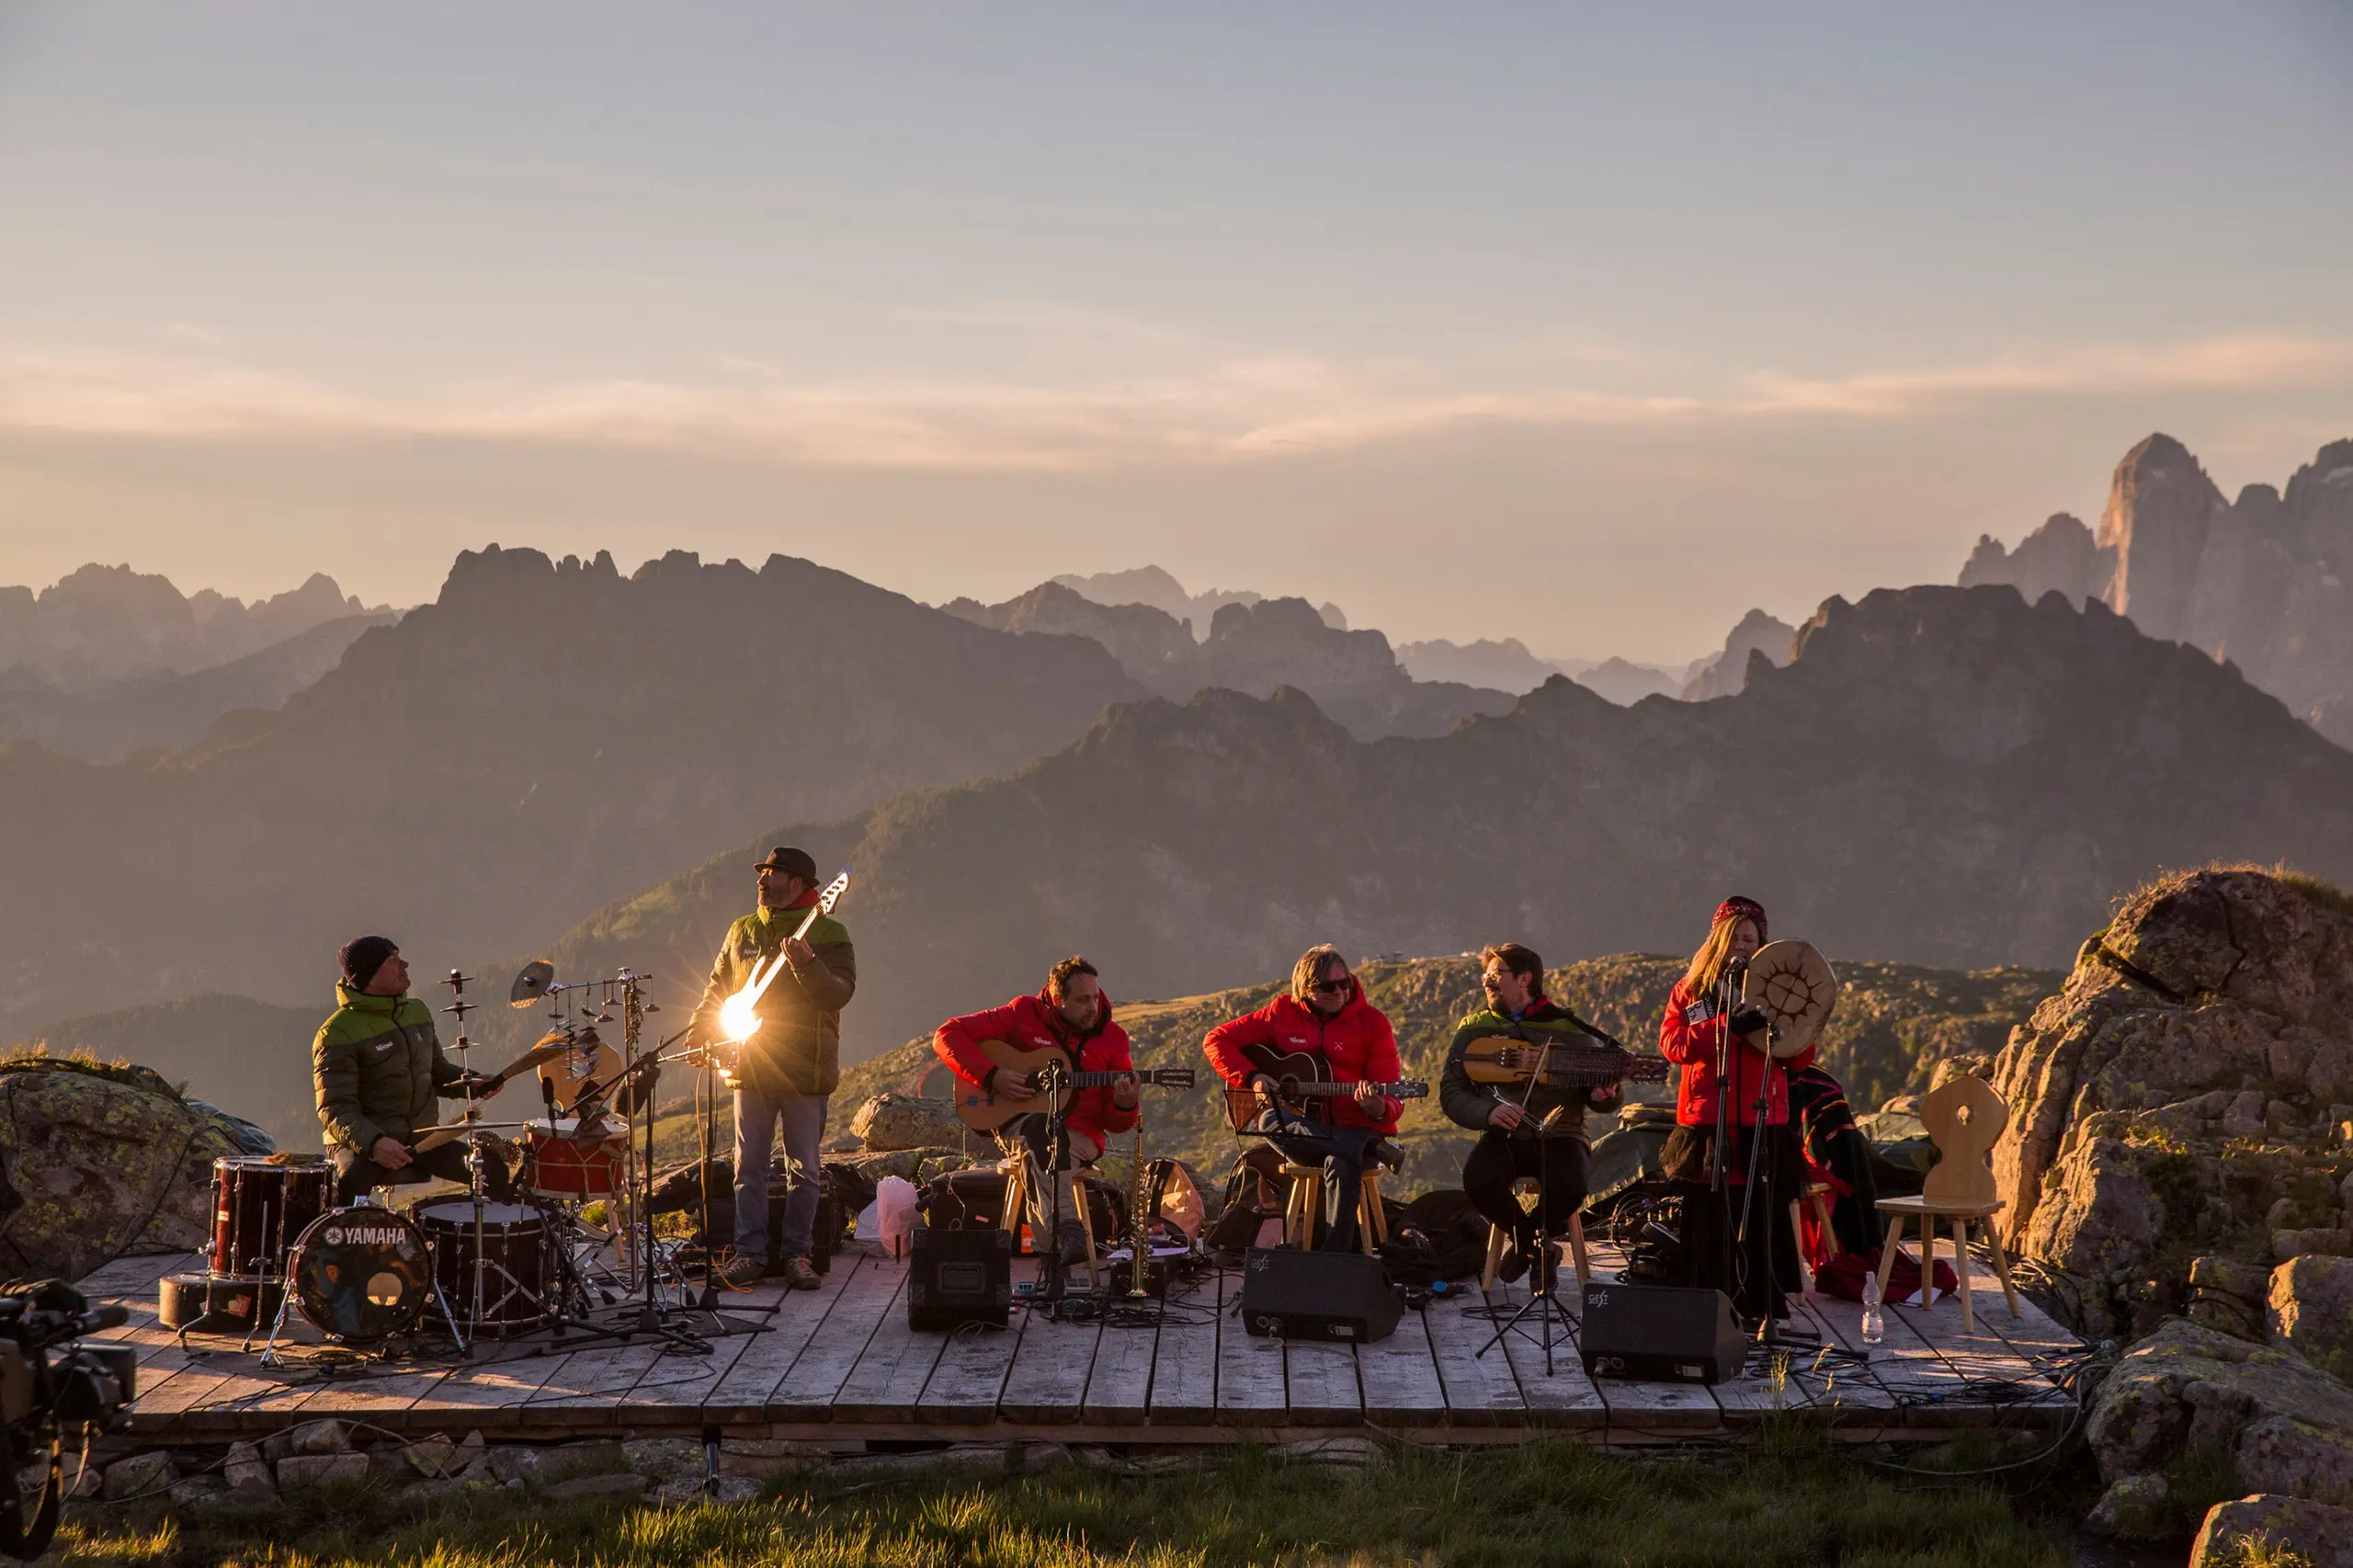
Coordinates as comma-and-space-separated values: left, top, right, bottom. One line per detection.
1238, 1247, 1401, 1344
907, 1224, 1013, 1332
1579, 1281, 1746, 1384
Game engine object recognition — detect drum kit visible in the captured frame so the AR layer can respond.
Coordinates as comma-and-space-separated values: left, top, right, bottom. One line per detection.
161, 962, 721, 1361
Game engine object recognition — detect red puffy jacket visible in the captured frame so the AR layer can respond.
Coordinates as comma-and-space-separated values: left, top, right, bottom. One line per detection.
1201, 979, 1402, 1134
1657, 975, 1816, 1128
934, 991, 1137, 1151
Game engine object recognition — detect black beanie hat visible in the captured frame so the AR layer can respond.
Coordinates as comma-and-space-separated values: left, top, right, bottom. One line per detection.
340, 935, 400, 991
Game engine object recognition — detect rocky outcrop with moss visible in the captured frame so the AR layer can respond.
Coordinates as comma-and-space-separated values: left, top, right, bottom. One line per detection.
0, 1053, 246, 1281
1992, 868, 2353, 1340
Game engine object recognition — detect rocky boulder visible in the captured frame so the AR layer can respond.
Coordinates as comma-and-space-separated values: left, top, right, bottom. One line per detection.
848, 1094, 966, 1153
0, 1058, 244, 1279
2272, 1256, 2353, 1379
1991, 869, 2353, 1337
2192, 1494, 2353, 1568
2088, 1319, 2353, 1534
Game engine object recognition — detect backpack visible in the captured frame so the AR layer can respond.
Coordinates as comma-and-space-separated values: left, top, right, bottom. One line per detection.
1380, 1188, 1491, 1284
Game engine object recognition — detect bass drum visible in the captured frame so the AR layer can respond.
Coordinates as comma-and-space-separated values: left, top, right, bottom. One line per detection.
288, 1206, 433, 1343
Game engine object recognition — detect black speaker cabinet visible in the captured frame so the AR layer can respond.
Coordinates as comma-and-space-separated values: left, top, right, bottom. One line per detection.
1238, 1247, 1401, 1344
907, 1224, 1013, 1332
1579, 1281, 1746, 1384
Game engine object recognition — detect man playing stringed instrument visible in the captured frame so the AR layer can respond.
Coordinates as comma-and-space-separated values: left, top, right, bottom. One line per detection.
1439, 943, 1623, 1285
1202, 945, 1403, 1254
933, 957, 1138, 1267
693, 846, 857, 1292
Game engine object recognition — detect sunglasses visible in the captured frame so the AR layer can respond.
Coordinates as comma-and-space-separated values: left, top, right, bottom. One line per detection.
1309, 979, 1348, 995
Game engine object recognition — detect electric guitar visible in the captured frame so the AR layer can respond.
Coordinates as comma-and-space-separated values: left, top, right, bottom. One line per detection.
952, 1038, 1195, 1132
707, 870, 851, 1083
1222, 1045, 1429, 1131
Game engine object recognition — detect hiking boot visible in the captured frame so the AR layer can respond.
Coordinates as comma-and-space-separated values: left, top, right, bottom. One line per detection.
1056, 1219, 1092, 1267
779, 1256, 822, 1291
715, 1253, 767, 1290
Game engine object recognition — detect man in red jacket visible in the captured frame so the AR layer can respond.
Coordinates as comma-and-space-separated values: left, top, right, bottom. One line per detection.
934, 956, 1138, 1267
1202, 944, 1402, 1253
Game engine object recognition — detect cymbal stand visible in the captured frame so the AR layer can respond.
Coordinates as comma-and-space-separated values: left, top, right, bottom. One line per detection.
441, 971, 496, 1358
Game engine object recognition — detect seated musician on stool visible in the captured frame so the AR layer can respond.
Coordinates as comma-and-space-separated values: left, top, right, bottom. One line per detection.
1439, 942, 1618, 1285
313, 936, 513, 1204
933, 956, 1138, 1266
1655, 895, 1813, 1324
1202, 945, 1401, 1253
695, 846, 857, 1293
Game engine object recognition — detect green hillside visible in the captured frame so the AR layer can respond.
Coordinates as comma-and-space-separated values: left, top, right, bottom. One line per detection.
834, 952, 2061, 1199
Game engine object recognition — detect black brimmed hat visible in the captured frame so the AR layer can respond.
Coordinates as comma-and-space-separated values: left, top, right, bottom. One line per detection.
752, 846, 818, 881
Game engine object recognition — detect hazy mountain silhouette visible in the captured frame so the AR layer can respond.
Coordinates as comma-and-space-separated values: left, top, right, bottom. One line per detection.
488, 583, 2353, 1063
1962, 433, 2353, 736
947, 584, 1513, 740
1681, 608, 1798, 699
0, 546, 1137, 1035
0, 612, 393, 760
1395, 637, 1561, 694
0, 565, 382, 691
1046, 564, 1345, 639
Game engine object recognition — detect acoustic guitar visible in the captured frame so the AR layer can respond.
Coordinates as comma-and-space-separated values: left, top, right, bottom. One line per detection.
1459, 1035, 1671, 1090
1222, 1045, 1429, 1131
951, 1038, 1196, 1133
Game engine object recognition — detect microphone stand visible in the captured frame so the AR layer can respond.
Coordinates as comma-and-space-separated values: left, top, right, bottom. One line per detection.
1708, 957, 1745, 1319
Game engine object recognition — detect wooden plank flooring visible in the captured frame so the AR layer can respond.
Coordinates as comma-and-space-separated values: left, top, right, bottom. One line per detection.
87, 1238, 2085, 1444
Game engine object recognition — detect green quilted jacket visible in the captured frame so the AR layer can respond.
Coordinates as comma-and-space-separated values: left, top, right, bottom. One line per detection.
313, 982, 465, 1153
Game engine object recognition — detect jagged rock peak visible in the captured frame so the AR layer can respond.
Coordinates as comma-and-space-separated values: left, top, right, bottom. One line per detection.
1681, 608, 1796, 700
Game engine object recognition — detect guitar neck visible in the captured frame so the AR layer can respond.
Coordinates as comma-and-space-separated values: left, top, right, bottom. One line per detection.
1274, 1081, 1415, 1097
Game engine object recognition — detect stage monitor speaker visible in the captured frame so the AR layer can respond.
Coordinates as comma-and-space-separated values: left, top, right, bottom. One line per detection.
1238, 1247, 1401, 1344
1579, 1281, 1746, 1384
907, 1224, 1012, 1332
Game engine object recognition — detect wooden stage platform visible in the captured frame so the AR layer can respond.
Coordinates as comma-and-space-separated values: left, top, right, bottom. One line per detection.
78, 1240, 2086, 1449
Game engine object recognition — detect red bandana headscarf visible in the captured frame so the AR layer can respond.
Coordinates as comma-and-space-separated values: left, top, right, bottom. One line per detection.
1713, 895, 1768, 940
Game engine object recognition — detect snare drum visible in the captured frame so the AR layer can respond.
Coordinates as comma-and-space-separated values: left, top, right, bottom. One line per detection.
209, 1154, 332, 1280
414, 1199, 551, 1334
524, 1121, 630, 1198
287, 1205, 433, 1343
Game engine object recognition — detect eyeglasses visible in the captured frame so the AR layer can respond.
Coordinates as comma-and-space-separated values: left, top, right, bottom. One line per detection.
1309, 979, 1348, 995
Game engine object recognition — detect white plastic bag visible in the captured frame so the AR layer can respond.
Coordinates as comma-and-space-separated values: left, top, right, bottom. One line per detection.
874, 1176, 919, 1260
853, 1199, 881, 1244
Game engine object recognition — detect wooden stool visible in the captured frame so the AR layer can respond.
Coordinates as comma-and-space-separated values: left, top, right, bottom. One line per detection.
1791, 1181, 1836, 1292
1280, 1163, 1393, 1256
1001, 1156, 1098, 1287
1867, 1074, 2020, 1333
1872, 1198, 2018, 1332
1479, 1213, 1590, 1294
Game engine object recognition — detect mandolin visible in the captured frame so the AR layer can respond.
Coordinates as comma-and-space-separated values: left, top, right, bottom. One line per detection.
952, 1038, 1196, 1133
1459, 1035, 1670, 1090
1222, 1046, 1429, 1131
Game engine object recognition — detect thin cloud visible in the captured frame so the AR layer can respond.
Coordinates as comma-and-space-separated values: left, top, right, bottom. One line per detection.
0, 332, 2345, 470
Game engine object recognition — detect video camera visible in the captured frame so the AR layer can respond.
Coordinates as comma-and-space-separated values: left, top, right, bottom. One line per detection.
0, 1279, 135, 1559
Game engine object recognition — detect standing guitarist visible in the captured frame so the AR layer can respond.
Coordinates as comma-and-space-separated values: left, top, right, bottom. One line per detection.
1439, 943, 1620, 1285
933, 957, 1138, 1267
1202, 945, 1401, 1253
693, 846, 857, 1292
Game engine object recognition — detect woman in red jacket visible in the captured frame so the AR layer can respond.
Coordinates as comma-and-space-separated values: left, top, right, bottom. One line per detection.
1656, 895, 1812, 1324
1202, 944, 1401, 1253
935, 956, 1137, 1266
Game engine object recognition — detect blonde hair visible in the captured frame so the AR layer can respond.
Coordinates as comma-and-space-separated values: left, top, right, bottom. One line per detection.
1680, 915, 1755, 1000
1290, 944, 1347, 1006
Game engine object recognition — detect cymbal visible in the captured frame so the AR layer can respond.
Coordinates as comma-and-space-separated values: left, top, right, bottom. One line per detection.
412, 1119, 529, 1153
1740, 940, 1839, 1060
510, 960, 556, 1007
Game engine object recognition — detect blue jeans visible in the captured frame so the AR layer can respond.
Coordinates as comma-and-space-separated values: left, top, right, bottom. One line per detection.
1256, 1115, 1383, 1253
734, 1087, 826, 1263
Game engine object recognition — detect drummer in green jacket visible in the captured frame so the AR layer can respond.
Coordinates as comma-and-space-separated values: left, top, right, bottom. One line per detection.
313, 936, 513, 1203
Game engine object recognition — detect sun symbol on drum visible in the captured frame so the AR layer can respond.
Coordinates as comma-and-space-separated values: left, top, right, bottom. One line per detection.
1758, 969, 1826, 1024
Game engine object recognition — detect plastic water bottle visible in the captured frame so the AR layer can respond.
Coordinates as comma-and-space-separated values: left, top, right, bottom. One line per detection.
1859, 1275, 1886, 1346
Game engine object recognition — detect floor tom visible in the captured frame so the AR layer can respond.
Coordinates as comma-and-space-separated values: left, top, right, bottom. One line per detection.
209, 1154, 332, 1281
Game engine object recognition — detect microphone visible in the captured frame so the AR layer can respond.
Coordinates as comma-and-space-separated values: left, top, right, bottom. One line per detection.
1724, 954, 1749, 974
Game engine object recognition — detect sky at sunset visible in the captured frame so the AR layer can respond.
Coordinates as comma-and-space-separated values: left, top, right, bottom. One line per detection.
3, 2, 2348, 663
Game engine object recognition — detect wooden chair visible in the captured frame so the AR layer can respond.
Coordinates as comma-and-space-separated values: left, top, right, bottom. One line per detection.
1479, 1213, 1591, 1295
1870, 1074, 2021, 1332
1280, 1163, 1393, 1256
1001, 1154, 1097, 1288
